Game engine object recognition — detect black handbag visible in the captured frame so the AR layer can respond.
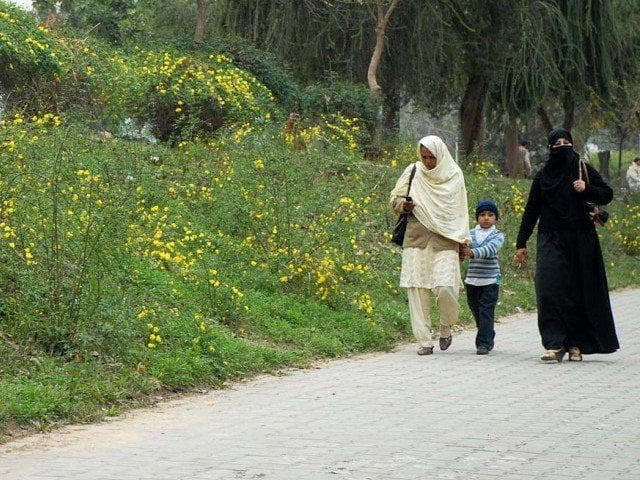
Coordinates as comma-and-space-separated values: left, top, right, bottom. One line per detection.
579, 160, 609, 227
391, 165, 417, 246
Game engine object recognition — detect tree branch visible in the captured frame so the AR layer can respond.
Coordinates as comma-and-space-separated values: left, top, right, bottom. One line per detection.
367, 0, 401, 97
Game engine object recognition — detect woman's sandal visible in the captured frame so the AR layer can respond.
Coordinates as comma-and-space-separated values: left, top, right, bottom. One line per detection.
568, 347, 583, 362
540, 347, 566, 363
417, 346, 434, 355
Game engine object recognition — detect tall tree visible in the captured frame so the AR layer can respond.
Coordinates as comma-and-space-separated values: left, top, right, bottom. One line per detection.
367, 0, 401, 98
211, 0, 460, 133
194, 0, 210, 47
502, 0, 637, 134
447, 0, 524, 156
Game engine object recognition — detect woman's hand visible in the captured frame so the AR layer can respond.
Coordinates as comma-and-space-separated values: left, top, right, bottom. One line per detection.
403, 199, 415, 212
573, 179, 586, 193
515, 248, 528, 268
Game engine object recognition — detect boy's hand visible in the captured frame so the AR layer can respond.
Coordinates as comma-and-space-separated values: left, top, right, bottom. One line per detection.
458, 244, 473, 259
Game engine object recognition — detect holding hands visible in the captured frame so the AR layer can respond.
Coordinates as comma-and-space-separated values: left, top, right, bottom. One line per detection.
459, 243, 473, 260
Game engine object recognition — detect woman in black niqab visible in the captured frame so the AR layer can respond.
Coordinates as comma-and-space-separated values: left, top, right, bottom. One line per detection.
515, 128, 619, 362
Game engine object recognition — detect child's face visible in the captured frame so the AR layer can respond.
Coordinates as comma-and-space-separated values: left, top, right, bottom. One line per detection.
478, 211, 497, 229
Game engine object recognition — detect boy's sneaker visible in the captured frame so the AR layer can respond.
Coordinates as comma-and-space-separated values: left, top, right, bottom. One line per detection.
476, 347, 489, 355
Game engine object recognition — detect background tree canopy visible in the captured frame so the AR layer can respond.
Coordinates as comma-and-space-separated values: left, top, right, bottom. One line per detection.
6, 0, 640, 159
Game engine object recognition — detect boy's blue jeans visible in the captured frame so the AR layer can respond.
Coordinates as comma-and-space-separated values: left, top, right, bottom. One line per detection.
465, 283, 499, 350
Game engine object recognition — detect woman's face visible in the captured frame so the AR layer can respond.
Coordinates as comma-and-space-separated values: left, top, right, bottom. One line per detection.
420, 146, 437, 170
552, 137, 572, 148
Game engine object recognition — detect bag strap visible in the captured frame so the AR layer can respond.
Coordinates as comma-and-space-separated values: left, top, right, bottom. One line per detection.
578, 160, 590, 184
406, 164, 417, 196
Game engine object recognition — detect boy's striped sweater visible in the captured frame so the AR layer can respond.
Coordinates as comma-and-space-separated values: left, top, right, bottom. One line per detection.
465, 225, 505, 286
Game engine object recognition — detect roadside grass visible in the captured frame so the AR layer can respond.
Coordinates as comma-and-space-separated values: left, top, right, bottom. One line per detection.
0, 121, 637, 441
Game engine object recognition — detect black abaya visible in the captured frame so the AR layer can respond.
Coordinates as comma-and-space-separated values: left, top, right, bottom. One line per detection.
516, 148, 619, 354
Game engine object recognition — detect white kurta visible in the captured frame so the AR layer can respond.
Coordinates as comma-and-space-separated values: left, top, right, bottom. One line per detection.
400, 229, 461, 289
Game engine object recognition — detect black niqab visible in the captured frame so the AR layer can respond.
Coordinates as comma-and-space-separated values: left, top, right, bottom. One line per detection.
539, 127, 580, 194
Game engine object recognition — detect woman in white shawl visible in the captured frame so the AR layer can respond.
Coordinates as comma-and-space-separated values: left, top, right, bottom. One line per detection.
390, 136, 471, 355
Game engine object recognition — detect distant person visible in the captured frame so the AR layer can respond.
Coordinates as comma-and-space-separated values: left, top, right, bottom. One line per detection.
626, 157, 640, 193
390, 136, 471, 355
517, 140, 532, 178
515, 128, 619, 362
461, 200, 505, 355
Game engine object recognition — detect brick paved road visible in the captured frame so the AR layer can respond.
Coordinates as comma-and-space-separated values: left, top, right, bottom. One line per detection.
1, 289, 639, 480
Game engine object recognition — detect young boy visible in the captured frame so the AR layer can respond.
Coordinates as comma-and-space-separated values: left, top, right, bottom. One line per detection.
463, 199, 505, 355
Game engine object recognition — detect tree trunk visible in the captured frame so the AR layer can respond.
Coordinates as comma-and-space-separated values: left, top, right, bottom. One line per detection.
562, 92, 574, 131
537, 106, 553, 134
194, 0, 209, 47
598, 150, 610, 182
382, 87, 401, 135
460, 73, 489, 157
367, 0, 401, 99
618, 136, 625, 174
504, 116, 520, 178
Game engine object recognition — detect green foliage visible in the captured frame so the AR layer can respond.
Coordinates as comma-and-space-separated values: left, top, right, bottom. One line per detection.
0, 1, 61, 91
217, 39, 301, 112
501, 0, 640, 115
0, 114, 406, 433
58, 40, 278, 141
301, 79, 374, 120
118, 0, 197, 48
33, 0, 136, 44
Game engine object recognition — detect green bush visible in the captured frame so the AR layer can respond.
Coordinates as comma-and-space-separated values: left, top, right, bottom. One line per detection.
301, 79, 376, 119
217, 38, 301, 112
0, 1, 61, 95
82, 46, 277, 141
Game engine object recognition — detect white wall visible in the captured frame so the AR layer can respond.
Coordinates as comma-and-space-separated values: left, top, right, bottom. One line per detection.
8, 0, 33, 9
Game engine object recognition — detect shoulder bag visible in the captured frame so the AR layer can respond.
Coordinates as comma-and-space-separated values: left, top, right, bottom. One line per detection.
391, 164, 417, 246
579, 160, 609, 227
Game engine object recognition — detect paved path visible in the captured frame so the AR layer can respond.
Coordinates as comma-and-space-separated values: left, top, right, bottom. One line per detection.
1, 290, 640, 480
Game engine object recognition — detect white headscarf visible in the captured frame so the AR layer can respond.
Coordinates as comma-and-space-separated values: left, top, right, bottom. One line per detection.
390, 135, 471, 244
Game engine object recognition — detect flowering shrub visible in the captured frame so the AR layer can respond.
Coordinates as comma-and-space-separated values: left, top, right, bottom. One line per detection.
609, 201, 640, 256
300, 80, 376, 130
86, 47, 276, 141
0, 113, 138, 353
0, 1, 60, 90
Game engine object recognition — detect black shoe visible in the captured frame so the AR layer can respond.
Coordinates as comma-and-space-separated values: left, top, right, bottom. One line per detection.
439, 335, 452, 351
476, 347, 489, 355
